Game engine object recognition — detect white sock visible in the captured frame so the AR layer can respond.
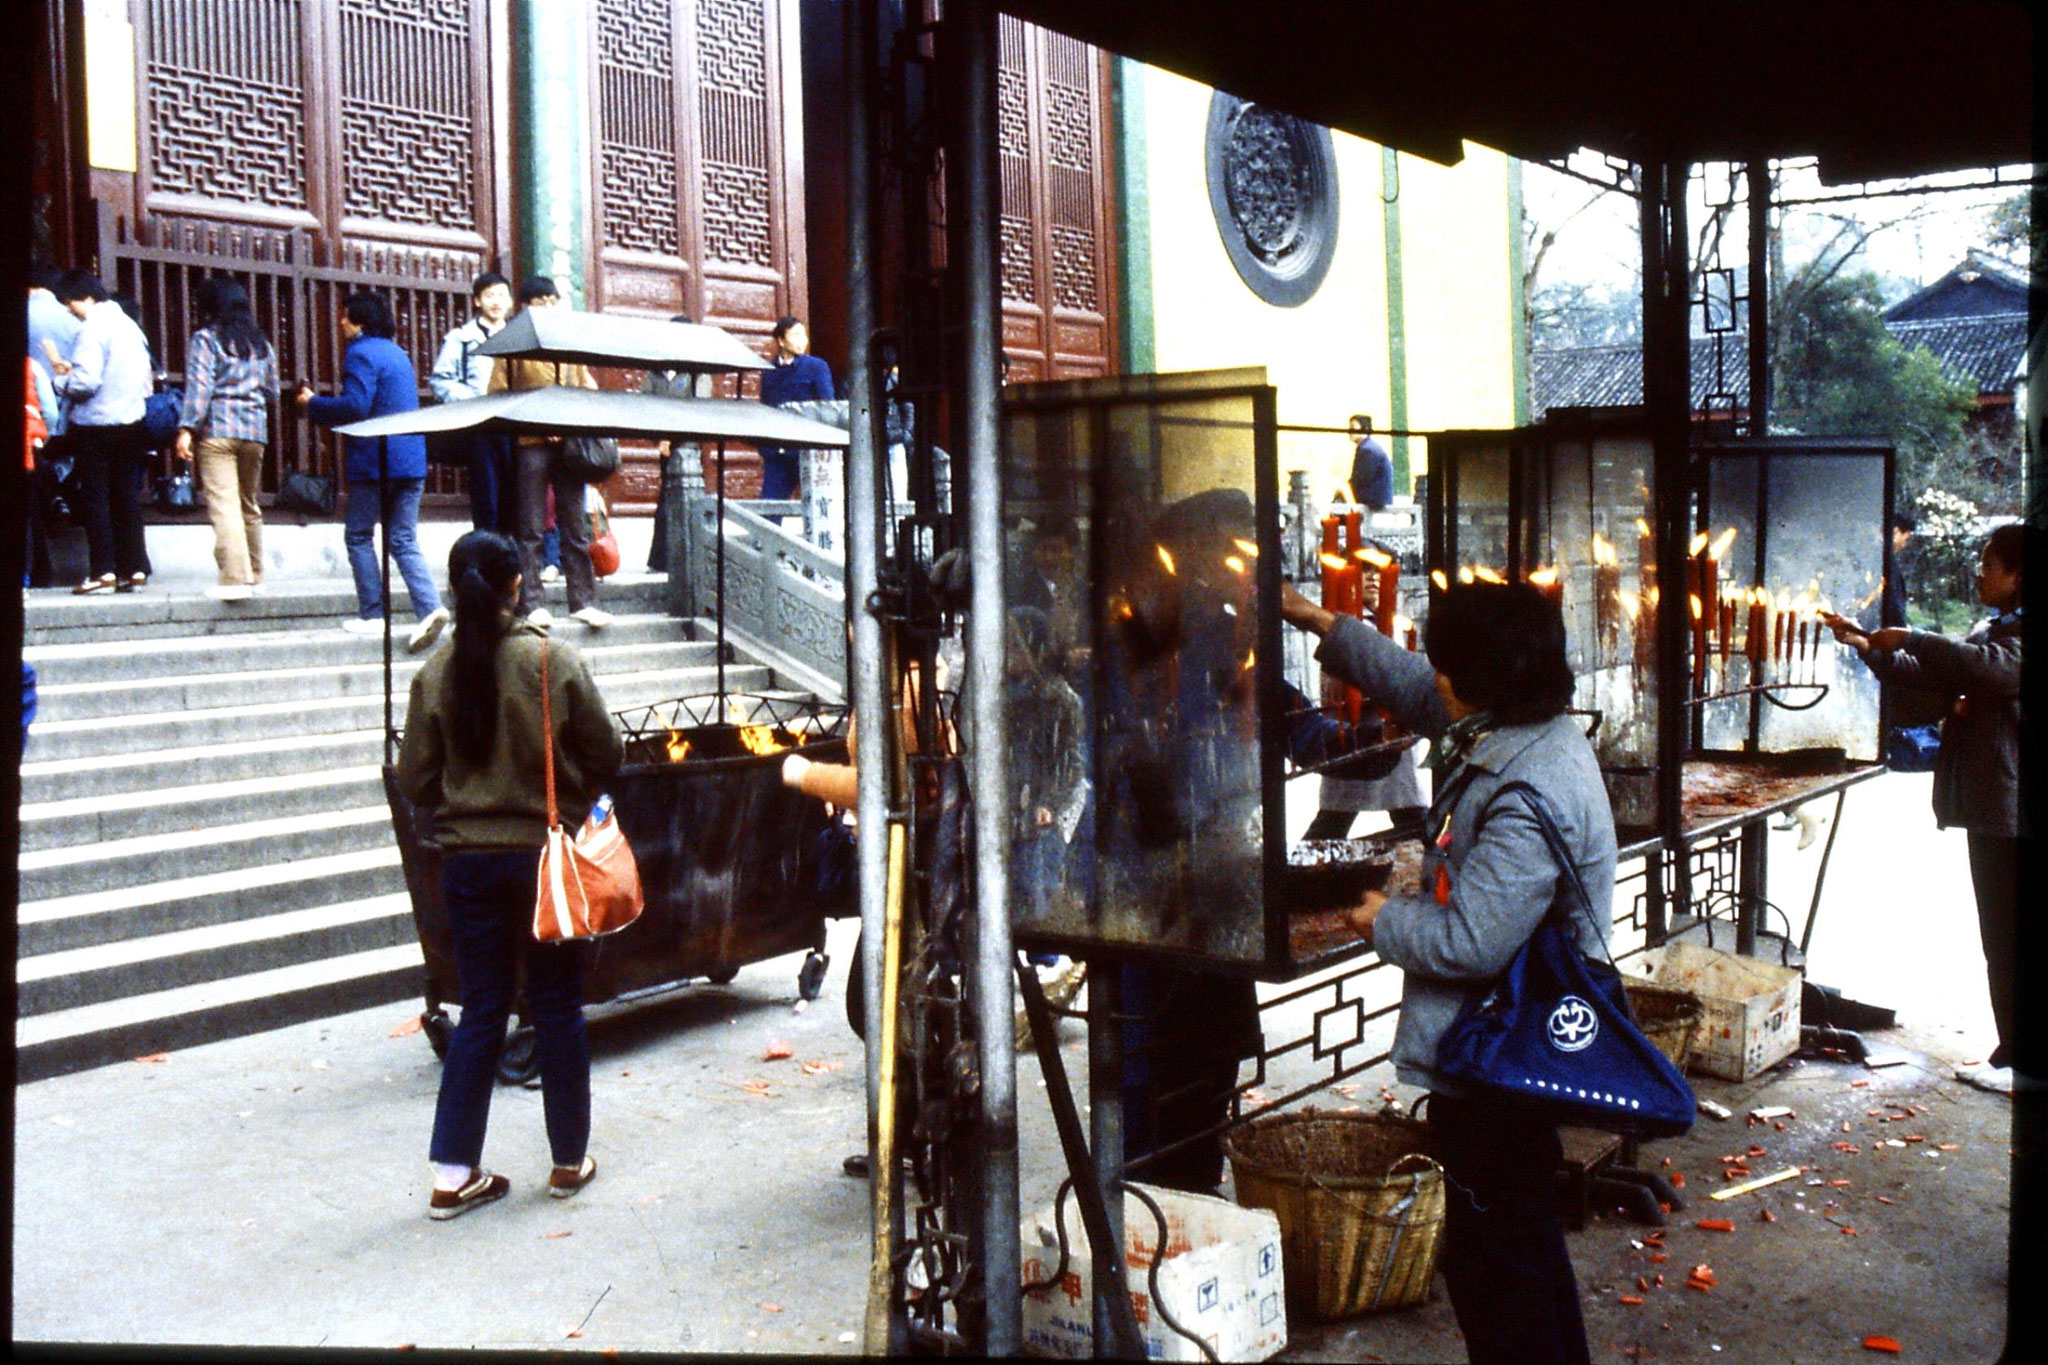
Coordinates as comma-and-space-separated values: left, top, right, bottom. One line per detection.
433, 1161, 474, 1192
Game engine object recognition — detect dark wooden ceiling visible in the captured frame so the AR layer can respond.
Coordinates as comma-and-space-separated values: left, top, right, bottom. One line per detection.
1000, 0, 2034, 181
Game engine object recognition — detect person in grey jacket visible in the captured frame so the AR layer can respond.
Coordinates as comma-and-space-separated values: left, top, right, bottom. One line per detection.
1282, 576, 1610, 1365
1826, 522, 2024, 1089
429, 272, 515, 533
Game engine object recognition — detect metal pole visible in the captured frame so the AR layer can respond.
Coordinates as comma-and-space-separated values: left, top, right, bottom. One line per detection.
1745, 158, 1771, 437
380, 434, 393, 767
959, 0, 1020, 1351
1641, 160, 1692, 894
1087, 960, 1128, 1357
715, 437, 727, 715
845, 1, 902, 1353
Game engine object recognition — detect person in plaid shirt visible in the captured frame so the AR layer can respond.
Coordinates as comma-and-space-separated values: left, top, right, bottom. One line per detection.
174, 278, 279, 601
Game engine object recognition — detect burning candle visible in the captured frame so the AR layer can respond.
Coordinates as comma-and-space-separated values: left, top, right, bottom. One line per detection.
1691, 593, 1707, 690
1718, 596, 1735, 664
1397, 614, 1418, 651
1592, 532, 1621, 654
1637, 516, 1657, 594
1360, 547, 1400, 635
1527, 564, 1563, 612
1321, 514, 1340, 557
1343, 508, 1364, 558
1746, 589, 1768, 669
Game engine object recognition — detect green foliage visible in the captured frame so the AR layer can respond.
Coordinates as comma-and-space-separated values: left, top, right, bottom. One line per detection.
1770, 267, 1979, 496
1984, 192, 2040, 264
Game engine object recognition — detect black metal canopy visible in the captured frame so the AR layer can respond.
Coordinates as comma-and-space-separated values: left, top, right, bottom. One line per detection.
335, 387, 850, 446
1001, 0, 2033, 182
474, 308, 771, 373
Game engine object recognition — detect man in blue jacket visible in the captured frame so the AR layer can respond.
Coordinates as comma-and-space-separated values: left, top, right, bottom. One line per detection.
755, 315, 834, 500
297, 291, 446, 649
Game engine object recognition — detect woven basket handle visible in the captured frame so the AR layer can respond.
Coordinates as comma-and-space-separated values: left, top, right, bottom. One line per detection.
1304, 1152, 1444, 1209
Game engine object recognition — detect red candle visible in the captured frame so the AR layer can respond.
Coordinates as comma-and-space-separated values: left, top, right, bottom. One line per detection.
1404, 620, 1418, 651
1361, 548, 1400, 635
1718, 597, 1734, 663
1343, 509, 1363, 557
1691, 594, 1707, 690
1746, 593, 1767, 667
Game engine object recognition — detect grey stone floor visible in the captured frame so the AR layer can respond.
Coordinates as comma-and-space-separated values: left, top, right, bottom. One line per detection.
12, 771, 2019, 1358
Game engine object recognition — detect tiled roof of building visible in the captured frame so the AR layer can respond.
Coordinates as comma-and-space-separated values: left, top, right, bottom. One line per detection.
1881, 250, 2032, 323
1884, 312, 2026, 393
1534, 309, 2023, 416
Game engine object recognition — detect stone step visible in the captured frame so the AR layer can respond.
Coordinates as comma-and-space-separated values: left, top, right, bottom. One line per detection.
22, 573, 673, 646
17, 805, 399, 903
32, 637, 721, 722
19, 847, 405, 958
23, 611, 693, 686
20, 730, 388, 805
24, 662, 776, 762
17, 894, 416, 1016
19, 766, 389, 854
14, 943, 427, 1084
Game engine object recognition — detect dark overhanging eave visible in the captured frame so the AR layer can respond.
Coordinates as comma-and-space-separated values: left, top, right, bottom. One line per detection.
1000, 0, 2033, 180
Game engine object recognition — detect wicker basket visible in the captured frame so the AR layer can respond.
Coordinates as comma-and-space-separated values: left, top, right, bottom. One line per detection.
1626, 981, 1705, 1071
1222, 1109, 1444, 1322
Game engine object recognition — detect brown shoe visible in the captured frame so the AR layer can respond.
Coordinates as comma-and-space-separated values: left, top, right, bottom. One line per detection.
549, 1155, 597, 1199
427, 1168, 509, 1220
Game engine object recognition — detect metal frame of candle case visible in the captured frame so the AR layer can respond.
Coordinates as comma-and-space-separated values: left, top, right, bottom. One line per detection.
1425, 413, 1895, 829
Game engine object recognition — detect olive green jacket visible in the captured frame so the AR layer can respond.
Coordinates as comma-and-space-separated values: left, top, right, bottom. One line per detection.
396, 619, 623, 850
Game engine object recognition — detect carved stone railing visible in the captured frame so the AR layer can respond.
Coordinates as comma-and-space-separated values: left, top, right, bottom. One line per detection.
685, 497, 850, 701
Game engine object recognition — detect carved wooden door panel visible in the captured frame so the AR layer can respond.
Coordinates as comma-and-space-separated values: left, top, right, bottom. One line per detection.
998, 15, 1115, 382
589, 0, 808, 507
124, 0, 507, 503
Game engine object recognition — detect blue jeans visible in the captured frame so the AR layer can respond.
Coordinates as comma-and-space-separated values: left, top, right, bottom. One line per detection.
466, 434, 517, 534
344, 478, 440, 621
428, 849, 593, 1170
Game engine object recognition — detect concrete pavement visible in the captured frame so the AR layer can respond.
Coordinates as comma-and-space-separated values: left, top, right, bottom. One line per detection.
12, 770, 2020, 1358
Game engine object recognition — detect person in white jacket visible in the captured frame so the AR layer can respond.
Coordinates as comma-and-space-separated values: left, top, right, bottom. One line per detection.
50, 271, 154, 594
428, 272, 515, 533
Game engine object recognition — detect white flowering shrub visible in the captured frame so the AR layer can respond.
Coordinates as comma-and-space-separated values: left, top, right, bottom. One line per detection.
1913, 487, 1983, 630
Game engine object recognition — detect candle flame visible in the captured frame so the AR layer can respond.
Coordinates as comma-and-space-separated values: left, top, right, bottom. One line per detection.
1473, 566, 1507, 585
664, 729, 692, 763
1708, 526, 1739, 561
1241, 650, 1256, 671
1689, 531, 1710, 556
1617, 589, 1641, 620
1646, 586, 1659, 607
1320, 553, 1349, 571
1393, 614, 1414, 633
1458, 566, 1476, 584
1591, 532, 1618, 566
1636, 517, 1653, 539
1527, 565, 1559, 587
1231, 537, 1259, 558
1431, 569, 1449, 591
1689, 593, 1703, 621
1155, 544, 1176, 575
1358, 547, 1393, 569
1223, 555, 1248, 575
737, 724, 785, 756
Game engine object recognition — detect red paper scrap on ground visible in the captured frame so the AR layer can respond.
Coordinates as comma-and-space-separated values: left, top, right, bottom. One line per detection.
1619, 1296, 1645, 1306
1696, 1218, 1734, 1232
1862, 1335, 1902, 1353
134, 1052, 170, 1064
390, 1017, 423, 1038
763, 1042, 794, 1061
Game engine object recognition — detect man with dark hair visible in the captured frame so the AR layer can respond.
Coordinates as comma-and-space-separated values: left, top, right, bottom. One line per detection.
431, 271, 517, 533
1883, 509, 1917, 629
297, 290, 444, 642
755, 314, 834, 500
1347, 414, 1396, 511
488, 276, 608, 629
26, 262, 84, 587
50, 270, 155, 593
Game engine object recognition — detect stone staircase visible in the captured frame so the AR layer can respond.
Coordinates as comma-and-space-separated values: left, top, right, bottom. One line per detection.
16, 573, 810, 1082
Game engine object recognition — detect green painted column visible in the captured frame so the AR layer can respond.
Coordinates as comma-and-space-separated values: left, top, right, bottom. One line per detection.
511, 0, 593, 307
1507, 158, 1531, 425
1112, 57, 1155, 374
1381, 147, 1411, 493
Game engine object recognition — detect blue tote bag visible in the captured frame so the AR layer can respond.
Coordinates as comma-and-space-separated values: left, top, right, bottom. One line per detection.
1435, 781, 1696, 1139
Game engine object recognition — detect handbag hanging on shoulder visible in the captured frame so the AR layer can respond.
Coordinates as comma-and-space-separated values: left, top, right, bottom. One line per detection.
533, 643, 644, 942
557, 435, 621, 483
1433, 781, 1696, 1139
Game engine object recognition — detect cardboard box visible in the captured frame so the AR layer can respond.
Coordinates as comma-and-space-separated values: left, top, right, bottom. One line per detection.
1021, 1183, 1287, 1362
1631, 941, 1802, 1081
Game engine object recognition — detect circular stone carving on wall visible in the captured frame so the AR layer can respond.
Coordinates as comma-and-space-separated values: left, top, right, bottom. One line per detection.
1204, 93, 1340, 308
